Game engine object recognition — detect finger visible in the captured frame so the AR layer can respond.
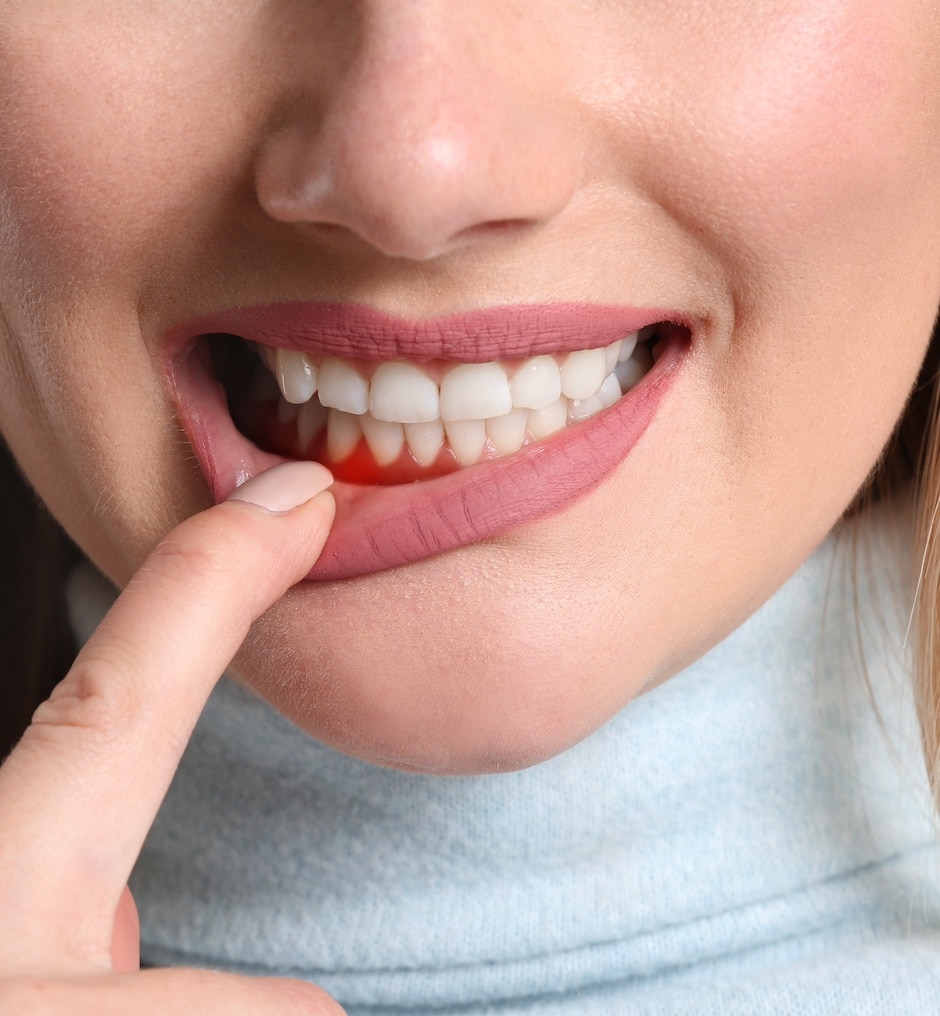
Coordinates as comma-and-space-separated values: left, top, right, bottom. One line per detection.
0, 969, 345, 1016
0, 462, 335, 964
110, 888, 139, 974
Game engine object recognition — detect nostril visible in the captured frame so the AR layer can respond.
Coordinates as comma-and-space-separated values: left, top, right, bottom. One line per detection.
454, 218, 533, 244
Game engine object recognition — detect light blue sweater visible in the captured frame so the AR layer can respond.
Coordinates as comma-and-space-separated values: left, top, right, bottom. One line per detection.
72, 507, 940, 1012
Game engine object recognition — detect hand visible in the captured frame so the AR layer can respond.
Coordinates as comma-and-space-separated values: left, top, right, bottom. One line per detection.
0, 462, 345, 1014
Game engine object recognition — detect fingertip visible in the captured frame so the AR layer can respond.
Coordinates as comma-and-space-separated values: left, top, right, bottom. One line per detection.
227, 462, 334, 514
309, 487, 336, 520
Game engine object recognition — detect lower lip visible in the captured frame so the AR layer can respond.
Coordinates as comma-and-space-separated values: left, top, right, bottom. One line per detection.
170, 334, 687, 580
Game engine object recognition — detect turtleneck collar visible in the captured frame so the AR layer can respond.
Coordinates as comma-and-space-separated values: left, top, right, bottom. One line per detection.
69, 501, 940, 1013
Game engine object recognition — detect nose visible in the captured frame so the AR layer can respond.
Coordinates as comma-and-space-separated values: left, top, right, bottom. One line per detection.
255, 4, 581, 262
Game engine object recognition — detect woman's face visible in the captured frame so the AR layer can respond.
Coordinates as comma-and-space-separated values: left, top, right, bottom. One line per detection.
2, 1, 939, 773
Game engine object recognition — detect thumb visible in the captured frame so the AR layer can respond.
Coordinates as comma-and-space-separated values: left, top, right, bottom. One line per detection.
110, 887, 140, 973
0, 461, 335, 968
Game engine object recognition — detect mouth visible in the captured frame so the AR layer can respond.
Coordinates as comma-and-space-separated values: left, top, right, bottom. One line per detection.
166, 303, 690, 579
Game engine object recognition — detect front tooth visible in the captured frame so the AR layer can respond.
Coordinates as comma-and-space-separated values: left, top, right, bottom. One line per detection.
444, 419, 487, 466
510, 355, 562, 410
615, 345, 654, 391
560, 347, 607, 400
360, 415, 405, 466
297, 399, 328, 452
486, 408, 528, 455
275, 348, 319, 404
405, 420, 445, 467
370, 362, 440, 424
318, 358, 370, 415
440, 363, 512, 421
326, 410, 363, 461
527, 397, 569, 439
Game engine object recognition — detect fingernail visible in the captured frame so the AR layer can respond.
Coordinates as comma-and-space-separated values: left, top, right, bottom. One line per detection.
227, 462, 334, 514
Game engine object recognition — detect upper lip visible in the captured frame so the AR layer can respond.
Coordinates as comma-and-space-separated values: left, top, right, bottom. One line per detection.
165, 301, 686, 361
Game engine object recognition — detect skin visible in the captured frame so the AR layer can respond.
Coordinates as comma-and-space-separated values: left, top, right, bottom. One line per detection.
1, 0, 940, 1009
1, 0, 939, 786
0, 464, 344, 1011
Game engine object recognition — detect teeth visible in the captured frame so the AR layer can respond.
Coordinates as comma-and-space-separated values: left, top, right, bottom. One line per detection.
567, 374, 623, 424
597, 372, 623, 408
318, 358, 370, 415
274, 348, 319, 404
258, 344, 277, 373
327, 410, 363, 461
360, 415, 405, 466
527, 397, 569, 440
510, 355, 561, 410
444, 419, 488, 466
486, 408, 529, 455
617, 331, 638, 364
251, 330, 661, 469
405, 420, 445, 467
297, 399, 328, 452
560, 347, 607, 400
370, 362, 440, 424
440, 363, 513, 422
568, 392, 605, 424
615, 344, 654, 391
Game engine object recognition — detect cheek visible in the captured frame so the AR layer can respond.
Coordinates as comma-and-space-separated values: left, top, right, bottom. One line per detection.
0, 13, 267, 576
0, 40, 141, 286
660, 2, 940, 493
0, 310, 190, 583
0, 12, 264, 301
686, 2, 940, 261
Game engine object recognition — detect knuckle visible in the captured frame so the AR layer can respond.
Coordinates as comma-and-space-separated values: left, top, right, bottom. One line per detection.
141, 532, 251, 630
26, 657, 135, 754
146, 532, 232, 584
141, 517, 248, 594
142, 515, 270, 627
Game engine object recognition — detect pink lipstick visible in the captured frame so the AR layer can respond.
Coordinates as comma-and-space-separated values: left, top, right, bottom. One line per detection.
166, 303, 690, 579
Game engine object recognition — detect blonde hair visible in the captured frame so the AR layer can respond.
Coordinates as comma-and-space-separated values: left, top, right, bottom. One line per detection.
906, 318, 940, 797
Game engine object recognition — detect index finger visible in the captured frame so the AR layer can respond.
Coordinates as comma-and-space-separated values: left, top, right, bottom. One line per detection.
0, 462, 334, 968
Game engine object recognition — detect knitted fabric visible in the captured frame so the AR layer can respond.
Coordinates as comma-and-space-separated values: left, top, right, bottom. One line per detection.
69, 507, 940, 1013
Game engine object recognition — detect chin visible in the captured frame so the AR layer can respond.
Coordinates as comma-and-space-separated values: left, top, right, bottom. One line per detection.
230, 570, 635, 776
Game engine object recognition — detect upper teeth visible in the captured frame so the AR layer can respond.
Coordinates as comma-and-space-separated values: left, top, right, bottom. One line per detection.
265, 334, 640, 419
255, 332, 653, 466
